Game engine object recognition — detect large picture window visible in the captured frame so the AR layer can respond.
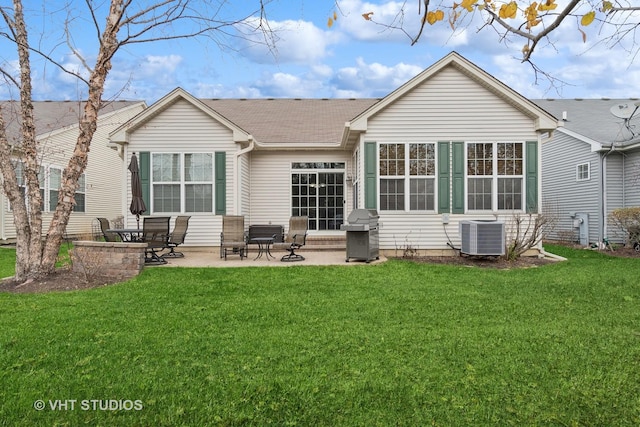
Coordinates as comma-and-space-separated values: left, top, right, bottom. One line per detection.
152, 153, 213, 213
379, 143, 435, 211
467, 142, 523, 211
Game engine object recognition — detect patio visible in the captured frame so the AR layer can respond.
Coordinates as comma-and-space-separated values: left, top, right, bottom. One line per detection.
152, 248, 387, 268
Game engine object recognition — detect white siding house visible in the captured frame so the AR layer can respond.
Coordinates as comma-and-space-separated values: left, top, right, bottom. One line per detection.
0, 100, 146, 242
110, 52, 558, 255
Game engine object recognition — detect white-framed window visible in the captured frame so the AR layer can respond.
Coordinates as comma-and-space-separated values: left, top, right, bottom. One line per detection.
576, 162, 590, 181
151, 152, 213, 213
467, 142, 523, 211
379, 143, 436, 211
11, 162, 86, 213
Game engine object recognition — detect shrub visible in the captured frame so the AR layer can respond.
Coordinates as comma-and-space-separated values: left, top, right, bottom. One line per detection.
608, 207, 640, 246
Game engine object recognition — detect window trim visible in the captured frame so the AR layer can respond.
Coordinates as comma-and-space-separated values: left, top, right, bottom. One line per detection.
10, 161, 86, 213
150, 152, 214, 214
465, 141, 525, 212
576, 162, 590, 182
378, 142, 437, 212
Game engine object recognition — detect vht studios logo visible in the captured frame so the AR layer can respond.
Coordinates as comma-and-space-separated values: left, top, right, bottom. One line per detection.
34, 399, 143, 411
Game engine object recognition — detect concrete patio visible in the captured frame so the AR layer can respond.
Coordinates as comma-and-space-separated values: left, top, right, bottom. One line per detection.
153, 247, 387, 268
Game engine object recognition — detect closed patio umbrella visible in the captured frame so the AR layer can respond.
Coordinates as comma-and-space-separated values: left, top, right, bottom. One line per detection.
128, 153, 147, 229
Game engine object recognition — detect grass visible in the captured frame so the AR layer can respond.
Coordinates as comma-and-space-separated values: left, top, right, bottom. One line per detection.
0, 244, 639, 426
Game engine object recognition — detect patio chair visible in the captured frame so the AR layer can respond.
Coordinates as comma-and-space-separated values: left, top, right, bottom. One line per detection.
97, 217, 119, 242
220, 215, 247, 260
162, 215, 191, 258
142, 216, 170, 264
275, 216, 308, 262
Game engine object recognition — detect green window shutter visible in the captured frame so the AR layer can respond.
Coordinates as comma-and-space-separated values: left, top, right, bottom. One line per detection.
526, 141, 538, 213
364, 142, 377, 210
452, 141, 465, 214
215, 152, 226, 215
139, 152, 150, 213
438, 142, 450, 213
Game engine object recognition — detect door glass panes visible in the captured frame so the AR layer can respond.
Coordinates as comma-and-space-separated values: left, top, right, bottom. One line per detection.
317, 172, 344, 230
291, 169, 344, 231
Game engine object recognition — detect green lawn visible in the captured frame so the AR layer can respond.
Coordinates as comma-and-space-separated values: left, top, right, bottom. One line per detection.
0, 245, 639, 426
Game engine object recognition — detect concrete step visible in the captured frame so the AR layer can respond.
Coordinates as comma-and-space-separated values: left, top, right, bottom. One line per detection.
301, 235, 346, 251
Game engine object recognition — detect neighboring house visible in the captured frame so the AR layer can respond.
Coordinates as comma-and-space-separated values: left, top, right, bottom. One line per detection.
0, 100, 146, 243
534, 99, 640, 246
109, 52, 557, 254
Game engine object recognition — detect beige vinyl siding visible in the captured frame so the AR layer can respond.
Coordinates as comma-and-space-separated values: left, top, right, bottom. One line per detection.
249, 151, 350, 232
124, 99, 238, 247
239, 153, 251, 216
359, 66, 542, 250
1, 103, 144, 241
364, 67, 538, 142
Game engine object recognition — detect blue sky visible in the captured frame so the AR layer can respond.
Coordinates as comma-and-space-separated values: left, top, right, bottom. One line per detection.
2, 0, 640, 104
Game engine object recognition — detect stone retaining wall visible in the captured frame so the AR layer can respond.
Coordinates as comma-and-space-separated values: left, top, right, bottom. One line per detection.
71, 241, 146, 280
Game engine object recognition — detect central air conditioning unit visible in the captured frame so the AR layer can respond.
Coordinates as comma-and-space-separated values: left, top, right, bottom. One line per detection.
460, 220, 505, 256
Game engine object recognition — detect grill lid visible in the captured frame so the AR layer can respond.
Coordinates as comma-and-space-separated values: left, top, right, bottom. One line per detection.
346, 209, 379, 225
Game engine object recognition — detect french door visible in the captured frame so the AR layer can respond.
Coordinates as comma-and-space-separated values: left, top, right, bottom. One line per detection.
291, 171, 344, 231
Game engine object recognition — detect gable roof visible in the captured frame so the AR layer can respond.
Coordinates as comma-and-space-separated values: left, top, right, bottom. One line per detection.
111, 52, 560, 150
347, 51, 558, 136
109, 88, 253, 144
1, 100, 145, 146
201, 98, 379, 146
532, 98, 640, 149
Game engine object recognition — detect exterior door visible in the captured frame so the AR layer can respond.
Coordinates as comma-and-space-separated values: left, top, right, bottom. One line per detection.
291, 171, 344, 231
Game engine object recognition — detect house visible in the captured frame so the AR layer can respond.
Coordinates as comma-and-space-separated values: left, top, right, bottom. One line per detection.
109, 52, 558, 255
534, 98, 640, 246
0, 100, 146, 243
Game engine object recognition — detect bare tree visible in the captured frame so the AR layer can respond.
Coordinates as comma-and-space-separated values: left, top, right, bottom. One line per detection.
505, 210, 558, 261
0, 0, 275, 284
340, 1, 640, 66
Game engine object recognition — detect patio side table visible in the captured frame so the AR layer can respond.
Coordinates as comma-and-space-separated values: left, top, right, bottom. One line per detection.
250, 237, 275, 260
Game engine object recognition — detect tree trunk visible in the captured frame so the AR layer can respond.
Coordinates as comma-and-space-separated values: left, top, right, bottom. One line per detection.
39, 0, 124, 276
6, 0, 44, 282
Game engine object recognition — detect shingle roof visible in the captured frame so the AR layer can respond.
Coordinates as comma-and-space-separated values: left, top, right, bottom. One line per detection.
1, 100, 143, 145
532, 98, 640, 146
200, 98, 380, 144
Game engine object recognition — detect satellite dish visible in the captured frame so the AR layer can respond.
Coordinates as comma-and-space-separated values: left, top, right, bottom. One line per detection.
610, 103, 637, 119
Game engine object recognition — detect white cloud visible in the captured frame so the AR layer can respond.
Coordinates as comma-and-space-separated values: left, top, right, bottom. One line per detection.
331, 57, 423, 97
254, 72, 323, 98
237, 18, 338, 65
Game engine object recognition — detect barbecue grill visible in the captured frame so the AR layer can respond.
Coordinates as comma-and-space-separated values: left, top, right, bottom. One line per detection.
340, 209, 379, 262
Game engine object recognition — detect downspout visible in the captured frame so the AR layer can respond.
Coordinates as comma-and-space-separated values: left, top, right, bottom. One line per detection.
233, 138, 254, 215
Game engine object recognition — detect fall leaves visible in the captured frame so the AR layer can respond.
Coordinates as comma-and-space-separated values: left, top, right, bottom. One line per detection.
339, 0, 610, 33
326, 0, 614, 53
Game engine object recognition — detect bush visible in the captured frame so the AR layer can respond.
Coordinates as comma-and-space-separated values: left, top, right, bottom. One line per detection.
608, 207, 640, 246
